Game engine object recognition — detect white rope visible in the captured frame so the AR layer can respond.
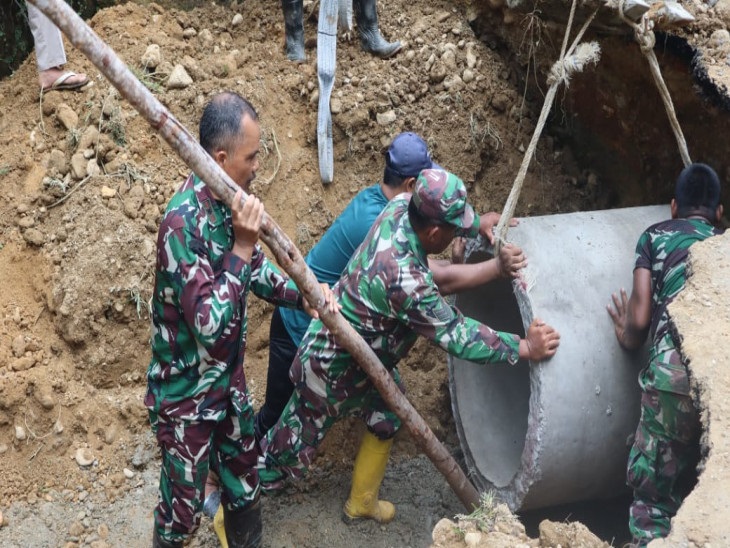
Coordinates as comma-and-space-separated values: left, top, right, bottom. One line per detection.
494, 4, 600, 251
617, 0, 691, 167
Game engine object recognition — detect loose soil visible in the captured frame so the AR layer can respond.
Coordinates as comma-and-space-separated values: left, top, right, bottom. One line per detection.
0, 0, 728, 547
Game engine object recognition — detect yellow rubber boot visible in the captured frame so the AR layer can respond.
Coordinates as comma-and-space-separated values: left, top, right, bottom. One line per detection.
343, 431, 395, 524
213, 505, 229, 548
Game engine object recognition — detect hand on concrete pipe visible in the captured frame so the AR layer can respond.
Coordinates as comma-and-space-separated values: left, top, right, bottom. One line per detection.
497, 243, 528, 279
520, 318, 560, 361
479, 212, 519, 245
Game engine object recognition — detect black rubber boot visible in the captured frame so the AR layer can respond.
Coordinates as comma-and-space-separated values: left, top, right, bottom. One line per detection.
223, 498, 263, 548
353, 0, 401, 59
152, 527, 183, 548
281, 0, 305, 62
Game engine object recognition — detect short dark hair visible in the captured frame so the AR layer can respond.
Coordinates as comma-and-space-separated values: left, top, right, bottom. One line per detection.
675, 163, 721, 218
383, 156, 410, 188
408, 198, 447, 231
199, 92, 258, 156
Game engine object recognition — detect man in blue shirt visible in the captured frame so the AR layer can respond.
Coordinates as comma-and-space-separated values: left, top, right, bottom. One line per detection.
253, 132, 523, 441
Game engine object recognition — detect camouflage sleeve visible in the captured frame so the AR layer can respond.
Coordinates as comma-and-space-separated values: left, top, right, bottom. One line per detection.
250, 246, 302, 308
164, 224, 251, 351
634, 229, 652, 271
399, 276, 520, 365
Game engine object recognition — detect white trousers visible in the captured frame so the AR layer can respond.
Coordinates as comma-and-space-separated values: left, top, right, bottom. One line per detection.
27, 2, 66, 72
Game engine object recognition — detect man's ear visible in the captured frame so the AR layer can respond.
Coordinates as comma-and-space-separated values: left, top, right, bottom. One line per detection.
424, 225, 440, 244
213, 149, 227, 167
404, 177, 417, 193
670, 198, 678, 219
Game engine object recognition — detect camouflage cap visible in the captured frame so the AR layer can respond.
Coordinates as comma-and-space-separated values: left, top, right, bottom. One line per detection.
412, 169, 479, 238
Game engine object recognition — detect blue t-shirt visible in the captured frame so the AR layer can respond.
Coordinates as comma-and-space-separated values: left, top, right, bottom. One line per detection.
280, 184, 389, 345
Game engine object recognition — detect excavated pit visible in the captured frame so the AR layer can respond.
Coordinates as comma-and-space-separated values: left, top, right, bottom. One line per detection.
441, 2, 730, 543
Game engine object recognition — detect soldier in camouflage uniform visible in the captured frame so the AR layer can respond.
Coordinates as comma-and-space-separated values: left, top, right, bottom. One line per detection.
608, 163, 725, 547
257, 168, 561, 523
145, 92, 333, 548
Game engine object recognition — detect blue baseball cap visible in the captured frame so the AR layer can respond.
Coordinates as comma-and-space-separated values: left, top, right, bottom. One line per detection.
385, 132, 443, 179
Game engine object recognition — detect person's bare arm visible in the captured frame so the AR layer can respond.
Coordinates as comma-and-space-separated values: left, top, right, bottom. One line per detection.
429, 259, 500, 295
429, 243, 527, 295
607, 268, 652, 350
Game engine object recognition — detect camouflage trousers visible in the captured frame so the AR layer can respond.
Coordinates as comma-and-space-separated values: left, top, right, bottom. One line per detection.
257, 357, 404, 488
627, 382, 700, 546
149, 406, 261, 543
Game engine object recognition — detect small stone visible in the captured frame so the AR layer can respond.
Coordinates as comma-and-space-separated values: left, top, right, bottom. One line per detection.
443, 74, 464, 91
466, 46, 477, 69
15, 425, 27, 440
101, 186, 117, 199
123, 468, 135, 479
69, 521, 85, 537
167, 65, 193, 90
462, 68, 475, 83
330, 98, 342, 114
376, 110, 397, 125
141, 44, 162, 69
491, 93, 510, 113
75, 448, 95, 467
70, 152, 88, 180
0, 443, 8, 454
11, 335, 27, 357
710, 29, 730, 47
78, 125, 100, 151
441, 49, 457, 71
123, 185, 145, 219
182, 27, 197, 39
17, 216, 34, 228
198, 29, 214, 44
23, 228, 46, 246
56, 103, 79, 130
231, 13, 243, 27
35, 386, 55, 410
182, 56, 204, 81
47, 149, 68, 176
86, 159, 101, 178
140, 238, 155, 258
464, 531, 482, 546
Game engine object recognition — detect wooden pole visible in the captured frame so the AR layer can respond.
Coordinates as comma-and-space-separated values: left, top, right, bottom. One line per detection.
27, 0, 480, 510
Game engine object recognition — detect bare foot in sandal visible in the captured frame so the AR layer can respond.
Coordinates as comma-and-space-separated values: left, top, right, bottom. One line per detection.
39, 66, 89, 93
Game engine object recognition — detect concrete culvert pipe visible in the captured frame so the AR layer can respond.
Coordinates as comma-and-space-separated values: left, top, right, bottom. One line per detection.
449, 205, 669, 511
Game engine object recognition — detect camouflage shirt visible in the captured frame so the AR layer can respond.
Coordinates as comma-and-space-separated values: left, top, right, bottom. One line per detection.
294, 193, 521, 388
635, 217, 722, 392
145, 174, 301, 421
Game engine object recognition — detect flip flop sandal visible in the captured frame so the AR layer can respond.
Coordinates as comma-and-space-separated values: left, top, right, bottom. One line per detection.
41, 71, 90, 93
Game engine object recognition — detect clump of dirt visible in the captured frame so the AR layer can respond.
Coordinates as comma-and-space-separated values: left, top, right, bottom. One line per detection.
0, 0, 728, 546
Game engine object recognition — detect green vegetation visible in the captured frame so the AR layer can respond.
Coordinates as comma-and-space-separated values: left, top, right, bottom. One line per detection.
453, 491, 500, 536
130, 65, 165, 94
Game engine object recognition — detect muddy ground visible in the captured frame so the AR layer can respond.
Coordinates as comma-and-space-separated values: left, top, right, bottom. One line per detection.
0, 0, 728, 546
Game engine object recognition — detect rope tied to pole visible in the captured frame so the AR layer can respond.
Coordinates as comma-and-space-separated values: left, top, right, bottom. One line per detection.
547, 42, 602, 87
617, 0, 691, 167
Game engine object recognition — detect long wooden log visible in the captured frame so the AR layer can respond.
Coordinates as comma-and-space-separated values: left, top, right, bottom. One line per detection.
27, 0, 480, 510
